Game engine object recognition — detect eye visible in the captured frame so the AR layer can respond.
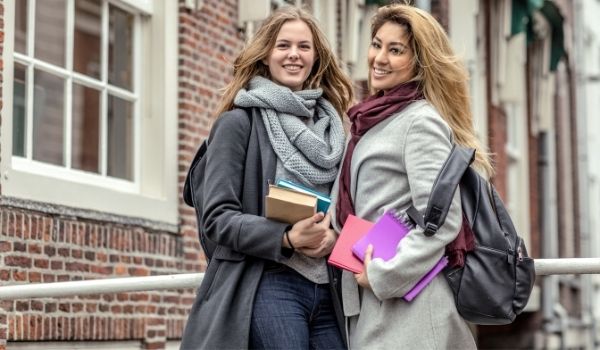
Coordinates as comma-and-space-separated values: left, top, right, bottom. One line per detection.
276, 43, 289, 49
370, 41, 381, 49
300, 44, 312, 50
390, 46, 407, 56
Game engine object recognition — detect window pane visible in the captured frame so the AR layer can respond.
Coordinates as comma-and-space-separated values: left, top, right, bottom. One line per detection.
107, 95, 133, 180
34, 0, 67, 67
72, 84, 100, 173
32, 69, 64, 166
12, 64, 28, 157
74, 0, 102, 79
15, 0, 28, 53
109, 6, 133, 90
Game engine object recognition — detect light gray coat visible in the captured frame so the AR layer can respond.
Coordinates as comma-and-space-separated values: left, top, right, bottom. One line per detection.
330, 100, 477, 349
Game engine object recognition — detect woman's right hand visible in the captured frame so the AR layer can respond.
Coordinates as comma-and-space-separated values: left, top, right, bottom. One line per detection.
285, 212, 328, 249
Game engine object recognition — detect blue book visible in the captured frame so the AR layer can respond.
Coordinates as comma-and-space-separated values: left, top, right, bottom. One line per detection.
276, 179, 331, 213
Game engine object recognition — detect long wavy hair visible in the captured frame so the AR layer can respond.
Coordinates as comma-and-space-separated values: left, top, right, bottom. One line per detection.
215, 6, 354, 118
370, 4, 493, 176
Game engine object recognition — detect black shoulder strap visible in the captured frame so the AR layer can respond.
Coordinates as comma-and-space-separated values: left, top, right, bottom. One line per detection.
182, 108, 253, 207
183, 140, 208, 206
406, 145, 475, 236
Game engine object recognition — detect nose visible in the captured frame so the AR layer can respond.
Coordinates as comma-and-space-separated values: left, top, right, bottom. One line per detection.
288, 46, 299, 60
374, 49, 388, 65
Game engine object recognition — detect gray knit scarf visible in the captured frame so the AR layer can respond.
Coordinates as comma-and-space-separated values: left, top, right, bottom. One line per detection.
234, 76, 345, 185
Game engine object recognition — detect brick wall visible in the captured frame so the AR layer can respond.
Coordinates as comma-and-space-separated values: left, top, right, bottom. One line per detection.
0, 0, 244, 349
488, 104, 508, 198
0, 208, 190, 349
177, 0, 244, 273
430, 0, 449, 33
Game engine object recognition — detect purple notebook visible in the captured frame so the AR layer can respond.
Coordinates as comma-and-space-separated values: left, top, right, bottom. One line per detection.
352, 210, 448, 301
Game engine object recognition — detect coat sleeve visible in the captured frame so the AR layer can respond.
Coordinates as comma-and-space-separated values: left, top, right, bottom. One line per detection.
367, 112, 462, 300
200, 110, 291, 262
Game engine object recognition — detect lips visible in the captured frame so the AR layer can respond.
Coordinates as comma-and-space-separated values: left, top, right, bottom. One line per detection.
283, 64, 303, 73
372, 67, 391, 77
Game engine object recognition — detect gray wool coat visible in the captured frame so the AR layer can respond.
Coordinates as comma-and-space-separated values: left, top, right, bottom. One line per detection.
180, 108, 344, 350
330, 100, 477, 349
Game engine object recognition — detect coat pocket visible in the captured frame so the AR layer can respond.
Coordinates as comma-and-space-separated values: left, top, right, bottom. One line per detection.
198, 246, 245, 301
212, 245, 246, 261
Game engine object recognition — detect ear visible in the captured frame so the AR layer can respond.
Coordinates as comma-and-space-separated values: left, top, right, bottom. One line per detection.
262, 58, 268, 66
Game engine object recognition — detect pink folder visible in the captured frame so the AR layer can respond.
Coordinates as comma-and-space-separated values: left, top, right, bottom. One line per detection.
351, 210, 448, 301
328, 215, 374, 274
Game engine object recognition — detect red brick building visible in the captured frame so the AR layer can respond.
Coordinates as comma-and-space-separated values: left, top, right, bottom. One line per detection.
1, 0, 243, 348
1, 0, 596, 349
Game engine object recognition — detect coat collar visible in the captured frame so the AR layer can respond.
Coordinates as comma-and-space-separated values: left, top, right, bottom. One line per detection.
252, 108, 277, 200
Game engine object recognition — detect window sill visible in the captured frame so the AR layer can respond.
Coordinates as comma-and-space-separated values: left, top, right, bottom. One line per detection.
1, 165, 179, 230
0, 195, 179, 233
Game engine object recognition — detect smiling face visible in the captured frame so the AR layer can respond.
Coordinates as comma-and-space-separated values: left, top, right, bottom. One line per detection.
263, 20, 316, 91
368, 21, 416, 93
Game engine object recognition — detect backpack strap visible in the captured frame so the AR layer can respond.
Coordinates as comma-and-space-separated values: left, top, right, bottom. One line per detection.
183, 140, 208, 206
406, 145, 475, 236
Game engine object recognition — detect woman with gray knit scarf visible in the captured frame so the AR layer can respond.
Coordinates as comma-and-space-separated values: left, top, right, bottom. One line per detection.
179, 6, 354, 350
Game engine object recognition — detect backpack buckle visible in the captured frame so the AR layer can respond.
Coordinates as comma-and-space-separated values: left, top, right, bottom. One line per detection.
424, 222, 438, 236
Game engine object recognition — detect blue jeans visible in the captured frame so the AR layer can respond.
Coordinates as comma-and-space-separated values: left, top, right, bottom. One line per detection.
250, 265, 346, 349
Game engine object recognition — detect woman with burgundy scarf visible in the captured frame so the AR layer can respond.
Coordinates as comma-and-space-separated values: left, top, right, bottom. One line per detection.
329, 4, 494, 349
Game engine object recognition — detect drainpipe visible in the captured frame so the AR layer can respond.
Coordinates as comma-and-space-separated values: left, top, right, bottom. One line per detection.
539, 131, 567, 346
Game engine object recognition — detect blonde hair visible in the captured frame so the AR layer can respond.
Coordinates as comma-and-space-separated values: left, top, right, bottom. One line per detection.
216, 6, 354, 118
370, 4, 493, 176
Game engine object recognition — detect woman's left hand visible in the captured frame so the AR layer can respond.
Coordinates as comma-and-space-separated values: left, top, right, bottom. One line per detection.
354, 244, 373, 290
297, 227, 337, 258
297, 213, 337, 258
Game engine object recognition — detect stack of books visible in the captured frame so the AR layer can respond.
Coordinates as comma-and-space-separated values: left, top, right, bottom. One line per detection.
328, 210, 448, 301
265, 180, 331, 225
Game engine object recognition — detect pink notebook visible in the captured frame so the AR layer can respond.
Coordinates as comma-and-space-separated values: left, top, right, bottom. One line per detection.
328, 215, 374, 274
352, 210, 448, 301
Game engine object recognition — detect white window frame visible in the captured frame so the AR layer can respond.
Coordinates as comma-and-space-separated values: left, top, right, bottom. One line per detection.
12, 0, 142, 190
505, 101, 531, 247
449, 0, 488, 146
2, 0, 179, 225
500, 33, 532, 249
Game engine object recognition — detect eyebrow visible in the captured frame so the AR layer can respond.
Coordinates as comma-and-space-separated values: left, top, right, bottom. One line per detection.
276, 39, 312, 45
373, 36, 408, 47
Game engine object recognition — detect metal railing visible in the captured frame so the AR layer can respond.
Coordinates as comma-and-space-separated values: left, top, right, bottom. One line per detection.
0, 258, 599, 300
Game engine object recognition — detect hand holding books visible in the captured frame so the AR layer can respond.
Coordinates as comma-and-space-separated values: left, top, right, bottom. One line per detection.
266, 180, 336, 257
284, 212, 327, 250
282, 212, 336, 258
293, 213, 337, 258
328, 210, 448, 301
354, 244, 374, 290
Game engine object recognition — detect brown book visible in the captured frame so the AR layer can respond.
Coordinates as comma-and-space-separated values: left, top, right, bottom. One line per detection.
265, 185, 317, 224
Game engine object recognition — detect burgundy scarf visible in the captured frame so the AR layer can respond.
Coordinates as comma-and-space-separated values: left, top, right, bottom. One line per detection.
336, 81, 474, 268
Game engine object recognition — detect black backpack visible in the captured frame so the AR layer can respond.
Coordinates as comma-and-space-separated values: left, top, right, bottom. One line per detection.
406, 145, 536, 325
182, 109, 252, 262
